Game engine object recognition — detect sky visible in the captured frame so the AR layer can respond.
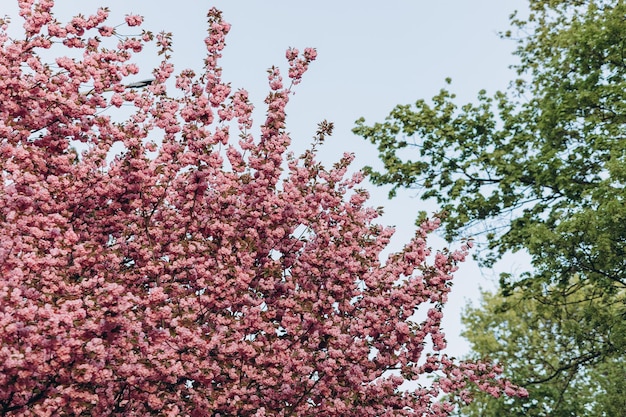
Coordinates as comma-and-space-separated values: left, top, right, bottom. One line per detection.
3, 0, 530, 359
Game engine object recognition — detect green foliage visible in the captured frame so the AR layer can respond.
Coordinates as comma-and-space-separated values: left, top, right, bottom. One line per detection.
354, 0, 626, 413
354, 0, 626, 285
456, 286, 626, 416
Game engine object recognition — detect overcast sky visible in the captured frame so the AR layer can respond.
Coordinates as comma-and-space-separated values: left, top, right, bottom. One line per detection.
4, 0, 530, 358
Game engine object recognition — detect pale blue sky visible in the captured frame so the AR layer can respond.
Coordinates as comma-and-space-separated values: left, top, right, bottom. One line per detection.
3, 1, 530, 358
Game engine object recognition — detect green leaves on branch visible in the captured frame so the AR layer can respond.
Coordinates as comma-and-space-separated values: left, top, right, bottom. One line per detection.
354, 0, 626, 289
458, 284, 626, 416
355, 87, 534, 261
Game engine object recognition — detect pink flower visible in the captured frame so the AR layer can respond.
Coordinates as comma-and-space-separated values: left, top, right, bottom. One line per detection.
124, 14, 143, 27
97, 25, 113, 36
0, 4, 525, 416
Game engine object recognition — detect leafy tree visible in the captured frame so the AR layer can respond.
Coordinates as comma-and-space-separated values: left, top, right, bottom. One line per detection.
354, 0, 626, 285
354, 0, 626, 409
456, 285, 626, 416
0, 1, 526, 415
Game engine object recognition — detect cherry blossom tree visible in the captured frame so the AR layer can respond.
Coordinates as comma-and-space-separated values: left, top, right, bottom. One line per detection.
0, 1, 526, 415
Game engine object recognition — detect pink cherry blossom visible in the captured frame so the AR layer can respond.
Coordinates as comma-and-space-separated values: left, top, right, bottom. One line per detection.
0, 2, 527, 416
124, 14, 143, 27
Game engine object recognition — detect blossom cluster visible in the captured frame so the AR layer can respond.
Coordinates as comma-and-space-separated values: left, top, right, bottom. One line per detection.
0, 1, 526, 416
